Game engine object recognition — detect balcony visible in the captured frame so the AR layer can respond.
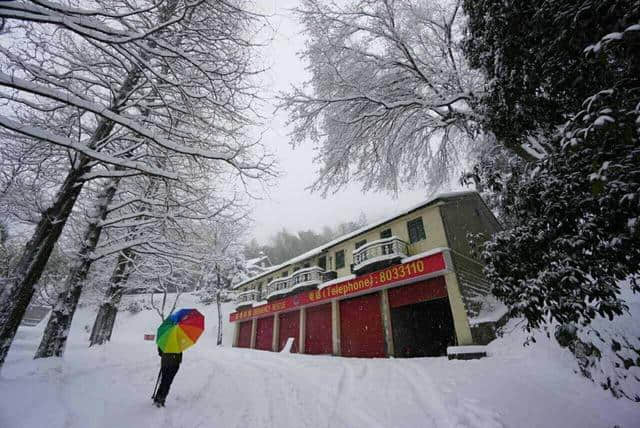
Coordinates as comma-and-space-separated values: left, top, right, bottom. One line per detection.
235, 289, 258, 309
265, 277, 289, 299
266, 266, 325, 301
352, 236, 409, 275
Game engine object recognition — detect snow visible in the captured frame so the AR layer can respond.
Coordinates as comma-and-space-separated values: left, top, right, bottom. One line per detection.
593, 115, 614, 126
319, 274, 356, 289
401, 247, 450, 264
1, 293, 639, 428
246, 255, 269, 266
0, 115, 178, 180
280, 337, 294, 353
469, 295, 509, 325
353, 252, 402, 270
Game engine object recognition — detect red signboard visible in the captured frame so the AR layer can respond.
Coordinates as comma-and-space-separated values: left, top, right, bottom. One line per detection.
230, 251, 448, 323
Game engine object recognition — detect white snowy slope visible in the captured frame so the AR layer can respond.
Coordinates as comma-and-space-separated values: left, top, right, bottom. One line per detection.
1, 294, 638, 428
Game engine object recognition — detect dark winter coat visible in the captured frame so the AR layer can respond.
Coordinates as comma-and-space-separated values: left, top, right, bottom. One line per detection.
158, 347, 182, 366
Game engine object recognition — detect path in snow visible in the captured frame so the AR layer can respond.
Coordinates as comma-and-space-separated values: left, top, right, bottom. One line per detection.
1, 295, 638, 428
1, 346, 506, 428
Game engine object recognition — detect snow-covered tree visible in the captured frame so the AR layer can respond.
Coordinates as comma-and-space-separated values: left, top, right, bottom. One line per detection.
86, 171, 247, 347
36, 148, 252, 357
194, 219, 249, 346
463, 0, 639, 332
280, 0, 485, 194
462, 0, 638, 158
87, 249, 134, 346
0, 0, 274, 368
463, 0, 640, 398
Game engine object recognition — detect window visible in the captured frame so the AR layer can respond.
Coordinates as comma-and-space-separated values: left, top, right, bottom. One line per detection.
303, 263, 310, 268
380, 228, 392, 239
335, 250, 345, 269
407, 217, 426, 243
318, 256, 326, 270
281, 271, 288, 278
355, 239, 366, 249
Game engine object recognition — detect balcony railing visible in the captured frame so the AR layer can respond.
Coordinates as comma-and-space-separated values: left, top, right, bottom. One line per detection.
352, 236, 408, 273
235, 289, 258, 308
266, 277, 289, 298
265, 266, 325, 300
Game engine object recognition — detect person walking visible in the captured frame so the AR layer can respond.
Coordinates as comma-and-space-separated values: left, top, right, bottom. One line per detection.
153, 308, 204, 407
153, 347, 182, 407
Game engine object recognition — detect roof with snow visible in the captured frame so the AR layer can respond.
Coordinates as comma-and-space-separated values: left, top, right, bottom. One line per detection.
233, 190, 480, 289
246, 254, 270, 268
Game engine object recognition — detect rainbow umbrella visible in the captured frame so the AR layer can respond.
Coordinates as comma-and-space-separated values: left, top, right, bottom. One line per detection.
156, 308, 205, 353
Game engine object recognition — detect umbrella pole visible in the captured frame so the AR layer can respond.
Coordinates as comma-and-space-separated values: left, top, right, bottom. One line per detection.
152, 366, 162, 400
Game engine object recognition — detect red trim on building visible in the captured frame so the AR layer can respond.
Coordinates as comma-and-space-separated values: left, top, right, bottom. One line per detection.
230, 251, 448, 322
278, 310, 300, 353
387, 276, 448, 309
255, 316, 274, 351
305, 303, 332, 355
237, 320, 252, 348
339, 293, 386, 358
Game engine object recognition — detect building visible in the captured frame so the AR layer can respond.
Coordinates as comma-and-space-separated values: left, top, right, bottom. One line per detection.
245, 252, 271, 277
230, 191, 502, 358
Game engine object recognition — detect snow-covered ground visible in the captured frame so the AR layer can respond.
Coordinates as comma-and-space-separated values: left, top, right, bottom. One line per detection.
1, 293, 638, 428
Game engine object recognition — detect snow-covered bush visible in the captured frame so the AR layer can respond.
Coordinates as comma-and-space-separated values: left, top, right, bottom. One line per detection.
124, 299, 151, 314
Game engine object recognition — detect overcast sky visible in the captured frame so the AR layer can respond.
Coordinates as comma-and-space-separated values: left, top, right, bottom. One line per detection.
247, 0, 463, 243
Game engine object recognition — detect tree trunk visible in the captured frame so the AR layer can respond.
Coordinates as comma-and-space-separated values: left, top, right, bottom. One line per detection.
0, 65, 144, 369
216, 290, 223, 346
34, 177, 121, 359
89, 250, 134, 346
0, 156, 90, 368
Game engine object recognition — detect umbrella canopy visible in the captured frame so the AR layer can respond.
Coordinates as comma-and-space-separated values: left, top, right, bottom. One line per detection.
156, 308, 205, 353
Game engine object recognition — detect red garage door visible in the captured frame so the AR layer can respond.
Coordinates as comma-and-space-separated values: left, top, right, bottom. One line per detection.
305, 303, 332, 355
278, 310, 300, 352
387, 276, 448, 308
340, 292, 385, 358
237, 320, 252, 348
255, 316, 274, 351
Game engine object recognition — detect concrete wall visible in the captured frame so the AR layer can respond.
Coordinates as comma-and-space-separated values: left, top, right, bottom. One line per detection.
438, 194, 501, 344
438, 194, 500, 258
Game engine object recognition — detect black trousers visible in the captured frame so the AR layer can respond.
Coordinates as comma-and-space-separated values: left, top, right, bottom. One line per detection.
155, 362, 180, 401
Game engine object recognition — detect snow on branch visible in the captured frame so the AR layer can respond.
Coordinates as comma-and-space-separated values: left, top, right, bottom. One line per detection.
0, 115, 177, 179
279, 0, 483, 194
0, 72, 252, 166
